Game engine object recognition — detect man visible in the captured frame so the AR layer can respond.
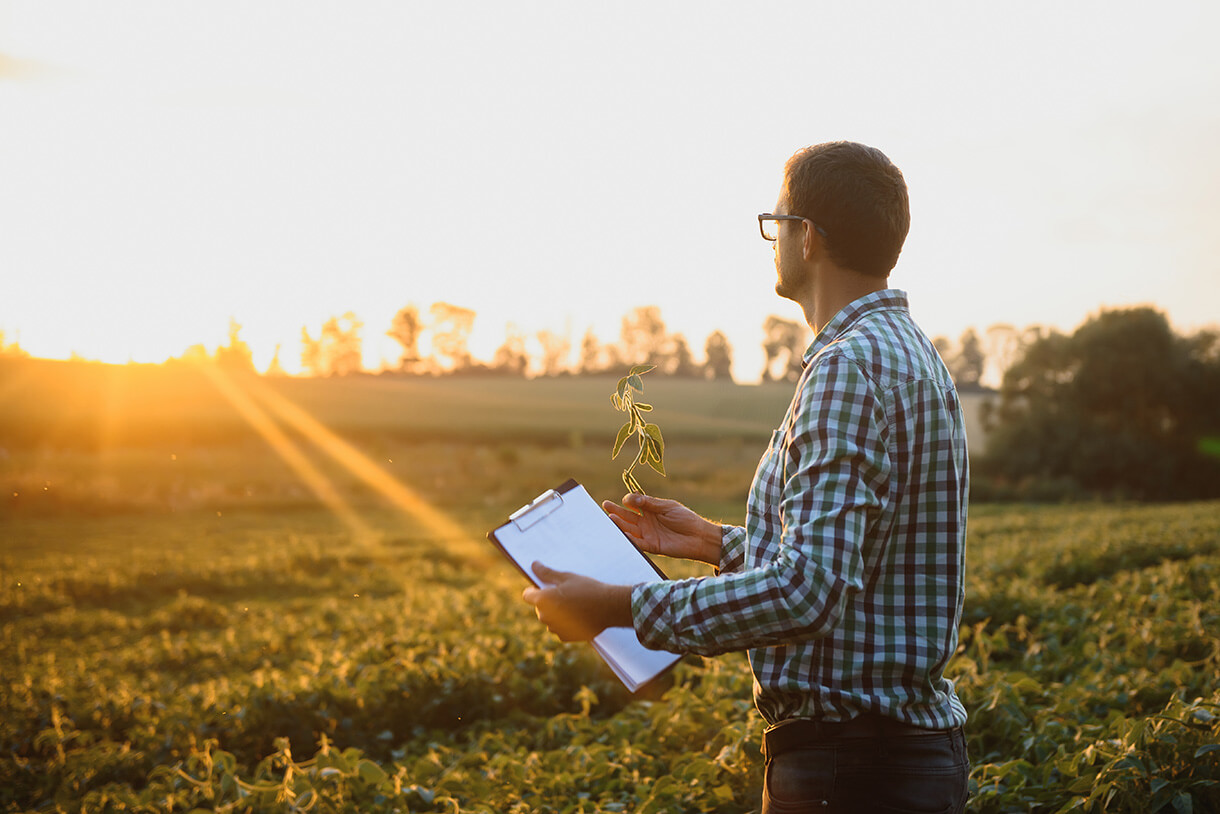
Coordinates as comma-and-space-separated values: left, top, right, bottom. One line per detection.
523, 141, 970, 812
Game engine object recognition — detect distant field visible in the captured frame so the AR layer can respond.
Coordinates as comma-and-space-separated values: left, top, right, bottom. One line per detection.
0, 356, 998, 459
0, 357, 795, 449
0, 356, 792, 519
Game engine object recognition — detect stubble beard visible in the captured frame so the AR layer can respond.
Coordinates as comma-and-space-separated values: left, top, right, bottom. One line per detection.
774, 259, 804, 304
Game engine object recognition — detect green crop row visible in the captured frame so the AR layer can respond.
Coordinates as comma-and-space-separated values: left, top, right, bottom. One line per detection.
2, 500, 1218, 812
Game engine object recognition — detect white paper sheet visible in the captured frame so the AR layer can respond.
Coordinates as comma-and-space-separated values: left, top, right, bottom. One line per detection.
490, 482, 681, 692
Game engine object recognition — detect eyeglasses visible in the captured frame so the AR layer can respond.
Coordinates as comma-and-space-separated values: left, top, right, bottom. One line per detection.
758, 213, 827, 242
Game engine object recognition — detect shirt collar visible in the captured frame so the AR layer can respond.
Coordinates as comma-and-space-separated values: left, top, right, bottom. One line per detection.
804, 288, 910, 362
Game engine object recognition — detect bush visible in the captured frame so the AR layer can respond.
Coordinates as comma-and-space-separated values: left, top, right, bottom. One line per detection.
980, 308, 1220, 501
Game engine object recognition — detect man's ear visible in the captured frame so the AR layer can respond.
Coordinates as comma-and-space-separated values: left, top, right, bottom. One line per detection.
802, 220, 820, 261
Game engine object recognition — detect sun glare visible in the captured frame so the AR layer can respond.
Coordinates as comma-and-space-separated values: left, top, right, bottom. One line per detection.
198, 364, 373, 540
199, 364, 487, 561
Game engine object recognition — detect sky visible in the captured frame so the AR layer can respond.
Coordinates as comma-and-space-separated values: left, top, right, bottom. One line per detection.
2, 1, 1218, 381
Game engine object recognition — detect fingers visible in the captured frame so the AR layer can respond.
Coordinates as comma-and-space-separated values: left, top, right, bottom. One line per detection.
603, 499, 645, 532
523, 563, 565, 608
520, 567, 602, 642
601, 499, 634, 521
624, 493, 682, 515
605, 493, 679, 516
603, 501, 640, 527
623, 493, 650, 510
530, 561, 568, 585
604, 494, 650, 513
607, 511, 639, 536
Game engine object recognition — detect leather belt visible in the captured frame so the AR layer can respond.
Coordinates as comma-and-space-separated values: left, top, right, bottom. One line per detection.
762, 715, 941, 758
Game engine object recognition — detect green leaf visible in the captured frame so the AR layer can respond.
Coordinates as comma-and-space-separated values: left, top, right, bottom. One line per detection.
627, 374, 643, 392
407, 786, 436, 805
630, 364, 656, 376
612, 423, 632, 459
357, 759, 389, 786
635, 402, 652, 411
616, 377, 629, 399
643, 422, 664, 450
646, 450, 666, 477
632, 440, 650, 462
1195, 745, 1220, 758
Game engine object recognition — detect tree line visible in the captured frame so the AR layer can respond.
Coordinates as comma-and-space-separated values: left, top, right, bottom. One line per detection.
204, 303, 818, 383
207, 304, 1062, 388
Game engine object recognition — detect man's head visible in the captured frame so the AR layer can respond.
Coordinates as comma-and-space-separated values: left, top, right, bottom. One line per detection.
781, 141, 910, 277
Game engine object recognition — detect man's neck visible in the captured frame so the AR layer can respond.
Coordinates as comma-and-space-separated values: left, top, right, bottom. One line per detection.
799, 266, 889, 334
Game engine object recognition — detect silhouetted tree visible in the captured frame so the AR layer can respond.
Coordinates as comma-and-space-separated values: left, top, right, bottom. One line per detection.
932, 335, 953, 360
762, 316, 807, 382
536, 329, 571, 377
704, 330, 733, 381
300, 328, 322, 375
982, 323, 1040, 388
578, 329, 603, 375
387, 305, 424, 372
300, 312, 363, 376
620, 306, 668, 368
491, 325, 529, 376
982, 307, 1220, 500
576, 328, 622, 375
661, 334, 699, 378
265, 344, 287, 377
429, 302, 476, 372
214, 318, 256, 373
950, 328, 985, 390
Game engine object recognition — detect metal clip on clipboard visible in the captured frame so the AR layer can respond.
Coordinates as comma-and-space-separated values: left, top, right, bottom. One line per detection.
509, 488, 565, 532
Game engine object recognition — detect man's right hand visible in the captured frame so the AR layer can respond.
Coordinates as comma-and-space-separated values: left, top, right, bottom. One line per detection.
602, 494, 724, 567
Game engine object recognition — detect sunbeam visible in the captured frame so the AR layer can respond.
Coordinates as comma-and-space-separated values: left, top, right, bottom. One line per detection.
197, 368, 490, 563
239, 377, 478, 552
197, 363, 374, 540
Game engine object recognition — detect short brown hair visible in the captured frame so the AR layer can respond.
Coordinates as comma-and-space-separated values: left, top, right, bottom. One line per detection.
783, 141, 910, 277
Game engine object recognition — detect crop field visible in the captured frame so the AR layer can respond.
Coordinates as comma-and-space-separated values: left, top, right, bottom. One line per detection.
2, 359, 1219, 812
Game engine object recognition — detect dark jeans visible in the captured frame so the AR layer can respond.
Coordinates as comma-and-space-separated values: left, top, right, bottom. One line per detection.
761, 718, 970, 814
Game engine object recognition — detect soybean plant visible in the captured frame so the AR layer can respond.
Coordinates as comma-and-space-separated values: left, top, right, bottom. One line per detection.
610, 364, 666, 495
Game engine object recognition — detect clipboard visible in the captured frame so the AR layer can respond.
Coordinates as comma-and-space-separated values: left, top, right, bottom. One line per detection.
488, 479, 681, 693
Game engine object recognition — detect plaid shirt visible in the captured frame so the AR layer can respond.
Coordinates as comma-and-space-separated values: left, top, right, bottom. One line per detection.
632, 290, 969, 729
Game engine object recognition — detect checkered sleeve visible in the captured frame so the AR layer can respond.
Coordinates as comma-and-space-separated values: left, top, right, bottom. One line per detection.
631, 354, 888, 656
718, 524, 747, 574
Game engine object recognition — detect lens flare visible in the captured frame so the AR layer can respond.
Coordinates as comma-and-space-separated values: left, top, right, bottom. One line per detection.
200, 364, 486, 562
198, 364, 373, 539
